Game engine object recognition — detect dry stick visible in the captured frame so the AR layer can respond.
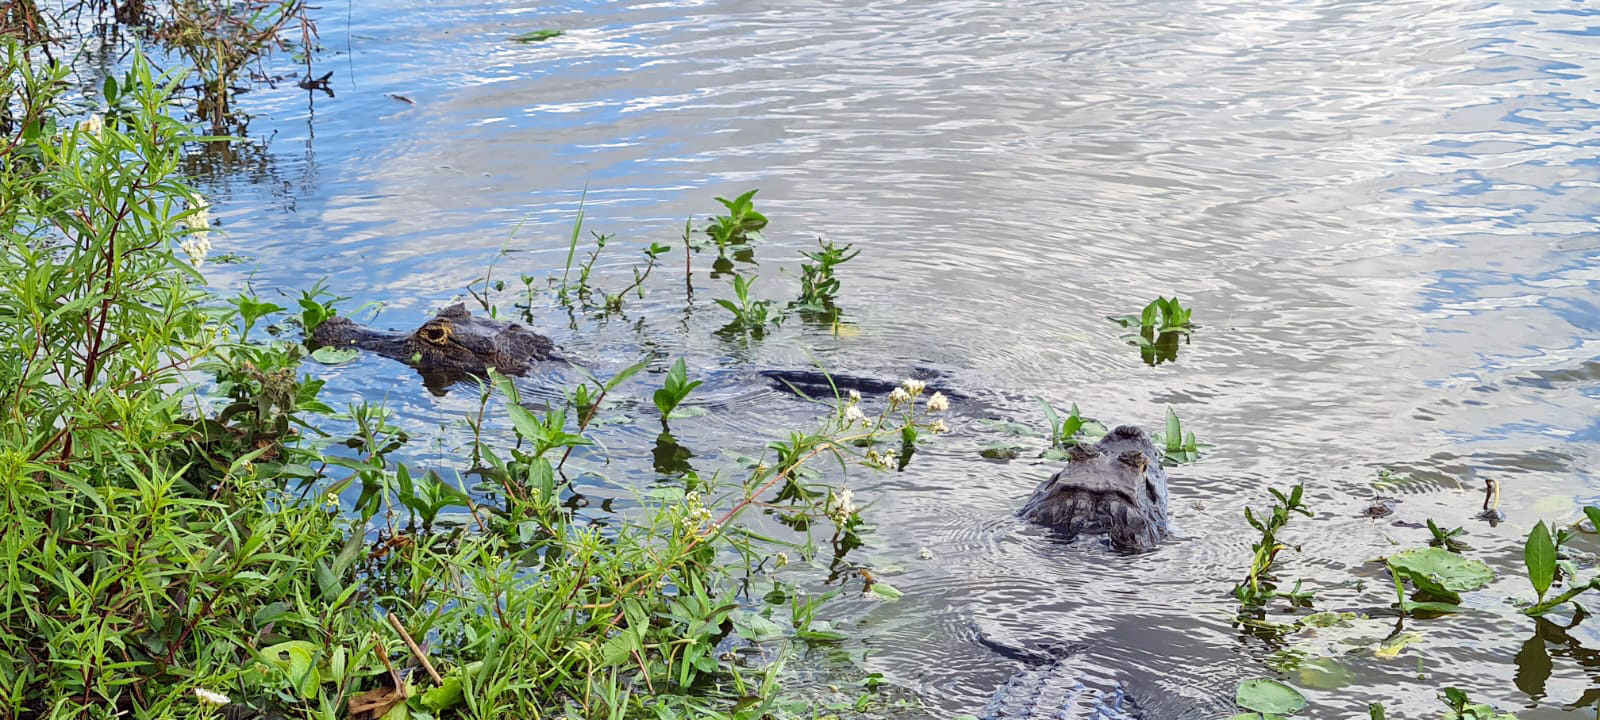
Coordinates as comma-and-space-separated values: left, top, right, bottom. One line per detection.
371, 631, 405, 690
386, 612, 444, 686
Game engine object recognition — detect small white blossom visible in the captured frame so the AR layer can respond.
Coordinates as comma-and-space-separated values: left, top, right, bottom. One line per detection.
193, 687, 230, 706
901, 379, 926, 395
887, 387, 911, 406
848, 389, 862, 403
81, 113, 104, 140
844, 405, 866, 425
926, 392, 949, 413
774, 552, 789, 568
917, 547, 933, 560
928, 419, 949, 434
825, 488, 856, 520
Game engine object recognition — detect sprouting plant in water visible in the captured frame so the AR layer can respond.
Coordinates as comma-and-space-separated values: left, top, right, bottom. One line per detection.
715, 272, 777, 337
1233, 483, 1313, 613
295, 277, 340, 333
1109, 295, 1195, 334
1109, 296, 1195, 366
1426, 519, 1470, 552
1438, 687, 1518, 720
704, 189, 767, 255
1036, 399, 1107, 457
790, 236, 859, 323
1522, 509, 1600, 616
1151, 407, 1204, 464
653, 358, 703, 430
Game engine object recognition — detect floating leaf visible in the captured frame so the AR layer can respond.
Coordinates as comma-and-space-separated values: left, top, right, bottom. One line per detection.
1236, 678, 1307, 715
1525, 521, 1556, 601
868, 581, 903, 600
1375, 632, 1423, 658
510, 29, 564, 42
310, 346, 358, 365
1386, 546, 1494, 598
1296, 657, 1351, 690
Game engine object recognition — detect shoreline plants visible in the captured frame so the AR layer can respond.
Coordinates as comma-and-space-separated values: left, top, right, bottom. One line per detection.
0, 41, 945, 719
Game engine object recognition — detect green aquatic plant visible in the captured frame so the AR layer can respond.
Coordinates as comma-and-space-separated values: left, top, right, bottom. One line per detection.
1233, 483, 1314, 612
1522, 509, 1600, 616
1227, 678, 1307, 720
704, 188, 769, 254
791, 236, 860, 323
1427, 518, 1471, 552
1109, 295, 1195, 334
715, 272, 779, 336
1152, 406, 1204, 464
1385, 546, 1493, 617
653, 357, 705, 430
509, 28, 564, 42
1438, 687, 1518, 720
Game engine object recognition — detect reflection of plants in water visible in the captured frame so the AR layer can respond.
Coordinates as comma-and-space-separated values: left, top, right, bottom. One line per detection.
146, 0, 318, 132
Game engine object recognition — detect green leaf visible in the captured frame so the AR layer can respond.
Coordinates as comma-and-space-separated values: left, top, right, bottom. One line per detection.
311, 346, 358, 365
1236, 678, 1307, 715
510, 29, 564, 42
731, 611, 787, 642
1387, 546, 1494, 597
868, 582, 903, 600
1584, 506, 1600, 533
1526, 520, 1556, 600
420, 676, 464, 711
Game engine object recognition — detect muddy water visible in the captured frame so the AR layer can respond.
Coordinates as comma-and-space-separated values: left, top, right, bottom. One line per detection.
181, 0, 1600, 716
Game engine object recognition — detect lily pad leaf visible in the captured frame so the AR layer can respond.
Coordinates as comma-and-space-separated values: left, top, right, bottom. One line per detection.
1387, 546, 1493, 597
311, 346, 359, 365
1237, 678, 1307, 715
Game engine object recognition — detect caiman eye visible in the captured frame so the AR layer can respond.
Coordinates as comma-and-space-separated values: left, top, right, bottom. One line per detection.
421, 324, 450, 344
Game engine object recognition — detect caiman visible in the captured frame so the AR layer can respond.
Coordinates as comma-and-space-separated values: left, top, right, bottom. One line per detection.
308, 303, 968, 400
1017, 425, 1171, 553
310, 303, 558, 391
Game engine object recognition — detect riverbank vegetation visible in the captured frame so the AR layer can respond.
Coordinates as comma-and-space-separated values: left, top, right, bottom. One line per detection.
0, 42, 936, 719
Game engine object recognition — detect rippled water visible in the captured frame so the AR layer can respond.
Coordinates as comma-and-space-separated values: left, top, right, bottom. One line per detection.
170, 0, 1600, 716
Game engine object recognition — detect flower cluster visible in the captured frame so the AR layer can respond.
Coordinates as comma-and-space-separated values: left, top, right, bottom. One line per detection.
80, 113, 104, 140
824, 487, 856, 522
179, 192, 213, 266
680, 490, 714, 533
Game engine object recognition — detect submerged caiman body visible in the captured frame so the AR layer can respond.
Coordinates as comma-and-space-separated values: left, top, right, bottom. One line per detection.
1017, 425, 1171, 552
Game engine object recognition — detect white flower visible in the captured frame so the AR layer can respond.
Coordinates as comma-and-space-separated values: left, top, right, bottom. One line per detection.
848, 389, 862, 403
901, 379, 926, 395
193, 687, 230, 706
926, 392, 949, 413
186, 191, 211, 232
917, 547, 933, 560
844, 405, 866, 425
774, 552, 789, 568
928, 419, 949, 434
81, 114, 104, 140
825, 488, 856, 520
887, 387, 911, 407
180, 235, 211, 266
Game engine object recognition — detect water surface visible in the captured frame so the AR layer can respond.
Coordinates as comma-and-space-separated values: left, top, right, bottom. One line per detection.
178, 0, 1600, 716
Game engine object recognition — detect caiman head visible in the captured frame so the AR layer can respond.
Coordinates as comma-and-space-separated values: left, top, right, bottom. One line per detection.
311, 303, 556, 392
1017, 425, 1172, 552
